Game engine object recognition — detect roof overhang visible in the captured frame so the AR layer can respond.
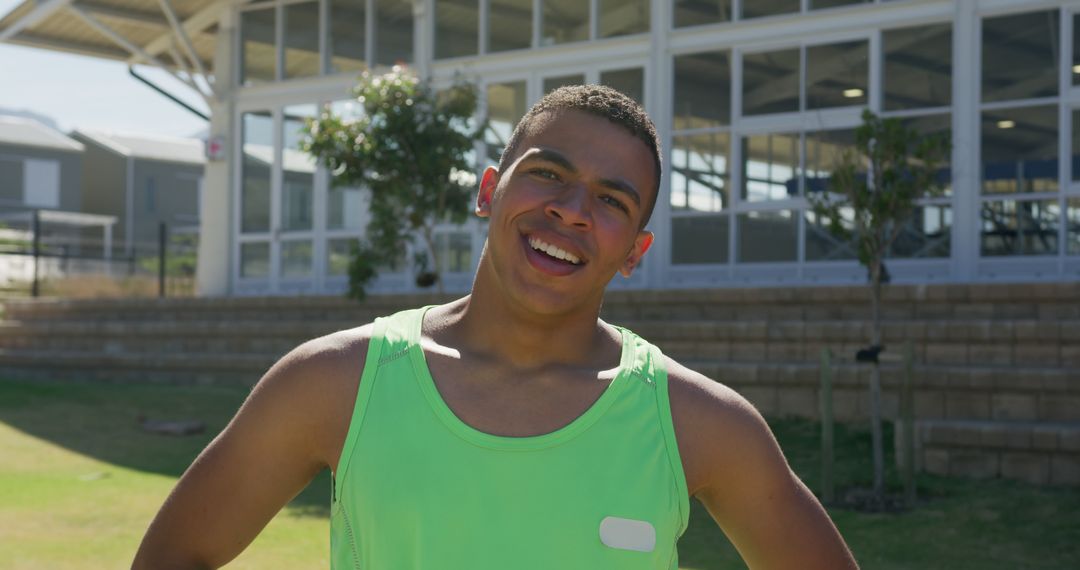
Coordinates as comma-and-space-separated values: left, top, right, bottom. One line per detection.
0, 0, 241, 98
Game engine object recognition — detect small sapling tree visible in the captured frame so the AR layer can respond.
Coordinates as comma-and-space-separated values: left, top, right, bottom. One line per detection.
303, 66, 483, 298
807, 109, 950, 505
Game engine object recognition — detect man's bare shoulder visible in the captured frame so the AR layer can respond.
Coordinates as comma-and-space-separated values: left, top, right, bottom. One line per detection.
661, 354, 780, 497
242, 322, 376, 469
663, 355, 763, 437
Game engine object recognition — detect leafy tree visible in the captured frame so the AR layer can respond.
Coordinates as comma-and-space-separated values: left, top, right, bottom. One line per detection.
807, 109, 950, 504
303, 66, 484, 298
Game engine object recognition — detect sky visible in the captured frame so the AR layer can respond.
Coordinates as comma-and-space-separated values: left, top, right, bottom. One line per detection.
0, 0, 209, 138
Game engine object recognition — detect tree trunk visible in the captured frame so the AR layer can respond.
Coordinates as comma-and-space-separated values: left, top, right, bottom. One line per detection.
421, 227, 444, 294
869, 259, 885, 502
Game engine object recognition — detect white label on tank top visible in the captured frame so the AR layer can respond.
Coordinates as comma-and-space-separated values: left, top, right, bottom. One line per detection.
598, 516, 656, 552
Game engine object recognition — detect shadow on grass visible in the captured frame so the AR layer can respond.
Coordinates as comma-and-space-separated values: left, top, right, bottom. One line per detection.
0, 377, 331, 516
3, 377, 1078, 569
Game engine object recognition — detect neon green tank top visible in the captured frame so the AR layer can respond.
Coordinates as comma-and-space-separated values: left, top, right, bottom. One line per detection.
330, 307, 689, 569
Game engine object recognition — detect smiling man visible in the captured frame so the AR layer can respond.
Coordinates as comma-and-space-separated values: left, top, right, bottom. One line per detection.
133, 86, 858, 569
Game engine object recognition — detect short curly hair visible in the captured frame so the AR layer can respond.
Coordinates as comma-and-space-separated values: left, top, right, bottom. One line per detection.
496, 85, 661, 229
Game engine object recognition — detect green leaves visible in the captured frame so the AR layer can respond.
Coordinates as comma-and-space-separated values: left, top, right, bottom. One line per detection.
302, 66, 484, 299
806, 109, 950, 280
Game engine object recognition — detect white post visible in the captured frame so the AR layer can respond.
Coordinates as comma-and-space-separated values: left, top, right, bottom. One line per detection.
196, 8, 236, 296
951, 0, 979, 280
104, 223, 113, 277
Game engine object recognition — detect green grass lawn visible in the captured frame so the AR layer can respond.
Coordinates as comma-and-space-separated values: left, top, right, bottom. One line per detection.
0, 378, 1077, 569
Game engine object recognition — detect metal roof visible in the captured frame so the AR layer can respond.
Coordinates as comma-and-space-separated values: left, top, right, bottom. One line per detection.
0, 115, 85, 152
0, 0, 233, 78
75, 128, 205, 165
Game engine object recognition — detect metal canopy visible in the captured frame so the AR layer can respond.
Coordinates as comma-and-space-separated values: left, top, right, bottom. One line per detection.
0, 0, 236, 100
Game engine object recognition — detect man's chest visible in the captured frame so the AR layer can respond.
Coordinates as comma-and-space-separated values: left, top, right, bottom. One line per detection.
423, 352, 618, 438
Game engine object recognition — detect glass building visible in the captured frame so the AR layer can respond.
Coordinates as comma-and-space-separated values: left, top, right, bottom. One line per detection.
217, 0, 1080, 296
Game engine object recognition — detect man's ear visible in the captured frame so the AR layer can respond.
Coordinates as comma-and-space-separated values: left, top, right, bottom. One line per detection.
475, 166, 500, 218
619, 230, 654, 278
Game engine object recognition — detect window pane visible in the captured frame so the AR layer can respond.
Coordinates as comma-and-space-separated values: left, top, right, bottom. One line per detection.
1075, 14, 1080, 87
742, 132, 799, 202
436, 0, 478, 59
981, 199, 1059, 256
741, 0, 798, 20
982, 10, 1060, 103
327, 237, 358, 276
282, 105, 317, 232
0, 158, 23, 202
1068, 199, 1080, 255
600, 67, 644, 106
901, 114, 952, 196
804, 206, 856, 261
884, 23, 951, 110
328, 186, 367, 230
284, 1, 320, 79
241, 8, 275, 85
891, 204, 951, 258
375, 0, 413, 65
674, 50, 730, 130
242, 111, 272, 233
742, 48, 799, 116
436, 232, 473, 272
543, 74, 585, 94
671, 133, 729, 212
240, 242, 270, 278
490, 0, 532, 52
486, 81, 528, 164
738, 210, 797, 262
981, 105, 1058, 195
673, 0, 731, 28
806, 40, 868, 110
22, 159, 58, 208
542, 0, 588, 45
1073, 110, 1080, 182
804, 128, 856, 198
672, 216, 729, 264
599, 0, 649, 38
330, 0, 365, 74
810, 0, 870, 9
281, 240, 313, 278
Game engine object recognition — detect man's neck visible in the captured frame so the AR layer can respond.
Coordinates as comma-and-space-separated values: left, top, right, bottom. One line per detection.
428, 279, 614, 372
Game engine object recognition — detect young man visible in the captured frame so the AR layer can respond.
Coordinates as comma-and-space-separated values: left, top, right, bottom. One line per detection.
133, 86, 858, 569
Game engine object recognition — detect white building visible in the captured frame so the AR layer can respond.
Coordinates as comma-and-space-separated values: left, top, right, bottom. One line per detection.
2, 0, 1077, 296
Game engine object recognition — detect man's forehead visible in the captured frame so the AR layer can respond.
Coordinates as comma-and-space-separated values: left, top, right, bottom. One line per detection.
513, 109, 648, 157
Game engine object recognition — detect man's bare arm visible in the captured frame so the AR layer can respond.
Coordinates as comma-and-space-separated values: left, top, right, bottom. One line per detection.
131, 327, 369, 569
668, 359, 858, 570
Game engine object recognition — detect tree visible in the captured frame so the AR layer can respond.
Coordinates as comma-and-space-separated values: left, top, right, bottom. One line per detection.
807, 109, 950, 505
302, 66, 484, 298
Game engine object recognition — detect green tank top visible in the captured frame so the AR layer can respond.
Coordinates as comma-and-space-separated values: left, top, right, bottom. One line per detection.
330, 307, 690, 569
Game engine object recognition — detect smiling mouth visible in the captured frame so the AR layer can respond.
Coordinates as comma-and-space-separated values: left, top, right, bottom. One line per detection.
527, 236, 582, 265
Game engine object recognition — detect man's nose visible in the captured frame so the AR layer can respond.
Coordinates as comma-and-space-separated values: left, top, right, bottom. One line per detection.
545, 184, 592, 229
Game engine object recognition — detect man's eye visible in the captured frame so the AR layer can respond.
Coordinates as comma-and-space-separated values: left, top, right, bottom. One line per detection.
531, 168, 560, 181
601, 195, 629, 213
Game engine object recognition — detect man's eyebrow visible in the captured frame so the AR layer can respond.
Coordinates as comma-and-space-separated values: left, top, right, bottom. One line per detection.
524, 148, 641, 206
525, 148, 577, 173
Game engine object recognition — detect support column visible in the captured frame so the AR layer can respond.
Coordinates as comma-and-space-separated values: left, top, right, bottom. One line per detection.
951, 0, 979, 280
196, 8, 235, 296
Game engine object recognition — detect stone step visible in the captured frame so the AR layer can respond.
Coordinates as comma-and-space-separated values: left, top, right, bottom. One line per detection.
6, 283, 1080, 322
4, 319, 1077, 365
2, 351, 1076, 422
912, 419, 1080, 486
0, 294, 451, 322
0, 349, 272, 386
4, 321, 1076, 367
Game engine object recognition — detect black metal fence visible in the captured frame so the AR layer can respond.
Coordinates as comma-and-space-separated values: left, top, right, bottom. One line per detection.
0, 209, 198, 299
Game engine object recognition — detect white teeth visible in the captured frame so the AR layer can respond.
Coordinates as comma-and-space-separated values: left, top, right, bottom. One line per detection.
528, 237, 581, 265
